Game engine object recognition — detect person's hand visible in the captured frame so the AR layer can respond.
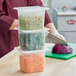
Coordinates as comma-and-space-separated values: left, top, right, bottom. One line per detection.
57, 34, 65, 41
52, 34, 66, 44
45, 23, 66, 43
9, 19, 19, 30
49, 29, 66, 44
49, 28, 65, 40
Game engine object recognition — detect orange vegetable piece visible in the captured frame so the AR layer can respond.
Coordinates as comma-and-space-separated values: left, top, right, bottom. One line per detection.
19, 52, 45, 73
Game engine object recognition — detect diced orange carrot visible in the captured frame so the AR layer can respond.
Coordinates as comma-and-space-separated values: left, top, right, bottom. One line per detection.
19, 52, 45, 73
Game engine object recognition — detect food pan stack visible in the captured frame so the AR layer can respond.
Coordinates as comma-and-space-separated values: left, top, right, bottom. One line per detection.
15, 6, 48, 73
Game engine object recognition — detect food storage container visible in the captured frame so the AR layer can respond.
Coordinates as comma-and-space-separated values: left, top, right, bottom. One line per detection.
19, 30, 45, 51
19, 51, 45, 73
14, 6, 49, 30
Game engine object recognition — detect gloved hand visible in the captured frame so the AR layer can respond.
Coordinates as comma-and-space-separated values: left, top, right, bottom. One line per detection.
57, 34, 65, 41
49, 30, 66, 43
50, 29, 65, 40
45, 23, 65, 42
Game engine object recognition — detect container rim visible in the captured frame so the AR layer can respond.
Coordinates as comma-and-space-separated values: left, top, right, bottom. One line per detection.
19, 50, 46, 54
18, 46, 49, 54
14, 27, 50, 33
13, 6, 49, 12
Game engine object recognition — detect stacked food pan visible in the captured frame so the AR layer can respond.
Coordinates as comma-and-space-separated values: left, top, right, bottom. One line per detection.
15, 6, 48, 73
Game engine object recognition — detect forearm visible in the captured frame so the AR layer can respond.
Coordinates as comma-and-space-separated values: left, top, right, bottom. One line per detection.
9, 19, 19, 30
45, 23, 59, 35
45, 23, 56, 31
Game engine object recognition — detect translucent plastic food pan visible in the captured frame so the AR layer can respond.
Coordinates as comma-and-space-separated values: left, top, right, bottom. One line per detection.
19, 50, 45, 73
18, 30, 45, 51
14, 6, 49, 30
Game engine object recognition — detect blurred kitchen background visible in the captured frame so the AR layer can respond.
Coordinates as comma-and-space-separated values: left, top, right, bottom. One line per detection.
42, 0, 76, 43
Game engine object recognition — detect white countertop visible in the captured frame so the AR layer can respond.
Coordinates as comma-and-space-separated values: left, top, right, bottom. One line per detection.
0, 43, 76, 76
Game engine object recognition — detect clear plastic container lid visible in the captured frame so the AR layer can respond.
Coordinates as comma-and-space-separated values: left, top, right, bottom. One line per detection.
15, 27, 49, 33
19, 49, 46, 54
14, 6, 49, 13
19, 29, 45, 33
18, 47, 48, 54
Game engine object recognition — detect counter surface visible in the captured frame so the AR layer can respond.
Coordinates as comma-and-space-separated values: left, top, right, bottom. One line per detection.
0, 43, 76, 76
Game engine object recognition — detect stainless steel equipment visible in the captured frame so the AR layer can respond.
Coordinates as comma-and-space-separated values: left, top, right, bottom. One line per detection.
52, 8, 76, 43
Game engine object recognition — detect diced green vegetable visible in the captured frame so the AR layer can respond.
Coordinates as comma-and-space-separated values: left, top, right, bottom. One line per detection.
19, 31, 45, 51
18, 15, 44, 30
